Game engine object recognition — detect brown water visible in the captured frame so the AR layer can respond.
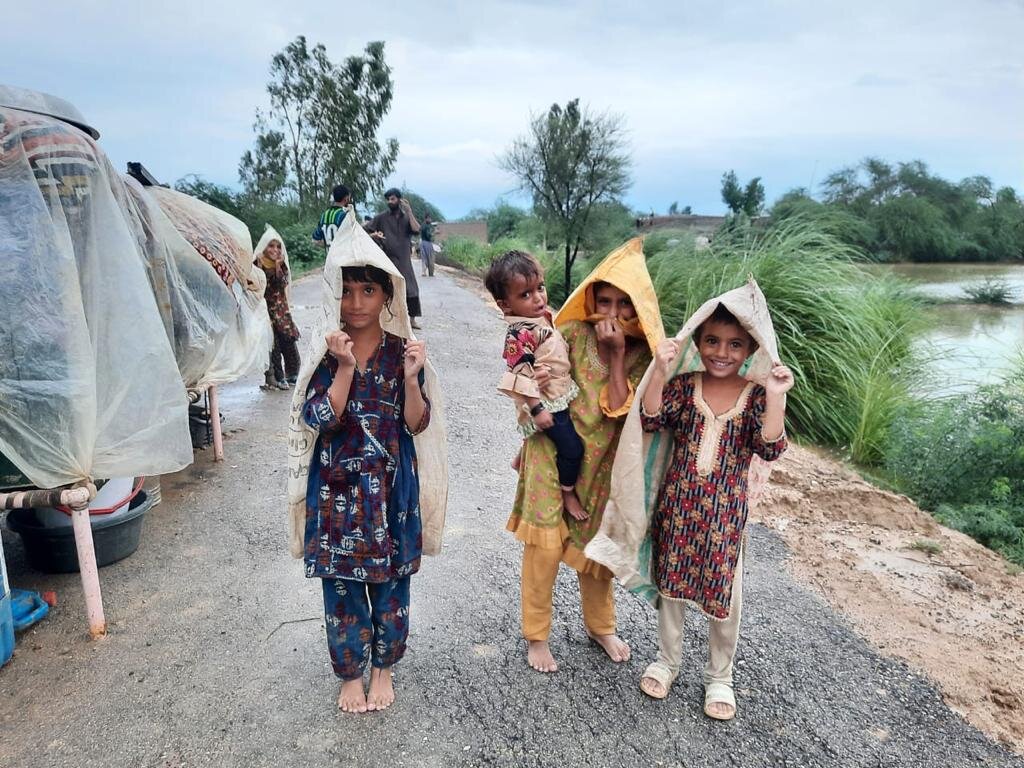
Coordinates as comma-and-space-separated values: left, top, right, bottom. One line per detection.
873, 263, 1024, 393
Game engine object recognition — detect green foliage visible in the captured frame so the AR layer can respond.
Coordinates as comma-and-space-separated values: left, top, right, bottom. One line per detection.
721, 170, 765, 217
240, 36, 398, 211
481, 200, 528, 242
885, 362, 1024, 564
908, 539, 943, 555
643, 219, 924, 464
797, 157, 1024, 263
437, 236, 539, 276
500, 98, 632, 299
962, 278, 1017, 305
371, 189, 444, 222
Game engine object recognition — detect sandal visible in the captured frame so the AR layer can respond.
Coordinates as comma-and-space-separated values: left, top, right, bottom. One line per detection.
704, 681, 736, 721
639, 662, 675, 700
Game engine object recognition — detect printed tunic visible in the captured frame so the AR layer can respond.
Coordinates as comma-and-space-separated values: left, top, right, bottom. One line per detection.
498, 312, 578, 432
508, 320, 650, 574
642, 372, 787, 619
302, 332, 429, 582
257, 260, 300, 339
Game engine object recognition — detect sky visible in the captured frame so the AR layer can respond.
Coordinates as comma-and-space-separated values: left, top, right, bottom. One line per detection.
3, 0, 1022, 219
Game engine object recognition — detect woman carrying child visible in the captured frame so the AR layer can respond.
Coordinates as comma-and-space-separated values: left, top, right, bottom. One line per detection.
586, 278, 793, 721
502, 238, 665, 673
286, 211, 447, 713
254, 225, 301, 390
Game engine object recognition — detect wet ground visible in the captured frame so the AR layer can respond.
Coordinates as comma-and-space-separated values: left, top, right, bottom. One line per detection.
1, 266, 1021, 767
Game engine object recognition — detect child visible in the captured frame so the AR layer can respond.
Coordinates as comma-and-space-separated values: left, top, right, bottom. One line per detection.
286, 209, 447, 714
584, 278, 791, 719
485, 250, 587, 522
254, 226, 300, 390
503, 238, 665, 673
638, 298, 793, 719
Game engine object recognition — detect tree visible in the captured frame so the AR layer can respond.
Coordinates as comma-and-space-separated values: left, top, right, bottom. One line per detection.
239, 36, 399, 211
721, 170, 765, 217
668, 201, 678, 215
374, 189, 444, 222
500, 99, 632, 299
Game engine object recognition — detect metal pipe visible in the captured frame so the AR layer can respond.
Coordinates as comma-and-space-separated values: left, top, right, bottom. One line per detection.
209, 385, 224, 461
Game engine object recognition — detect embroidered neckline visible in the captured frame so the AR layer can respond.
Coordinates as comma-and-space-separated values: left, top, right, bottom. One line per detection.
353, 332, 387, 376
693, 373, 754, 477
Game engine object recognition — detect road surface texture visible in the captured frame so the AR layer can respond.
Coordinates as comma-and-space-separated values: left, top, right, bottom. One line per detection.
1, 265, 1020, 768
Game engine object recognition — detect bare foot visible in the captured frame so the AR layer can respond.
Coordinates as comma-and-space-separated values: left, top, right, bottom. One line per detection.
589, 632, 631, 662
527, 640, 559, 673
511, 450, 522, 471
367, 667, 395, 711
337, 678, 368, 713
562, 489, 589, 521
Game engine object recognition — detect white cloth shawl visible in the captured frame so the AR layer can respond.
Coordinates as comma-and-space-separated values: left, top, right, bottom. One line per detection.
253, 224, 292, 303
583, 277, 781, 605
286, 207, 449, 558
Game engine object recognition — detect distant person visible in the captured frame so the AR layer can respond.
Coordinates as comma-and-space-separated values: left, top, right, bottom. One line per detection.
364, 188, 423, 328
419, 213, 436, 277
254, 226, 300, 390
313, 184, 352, 249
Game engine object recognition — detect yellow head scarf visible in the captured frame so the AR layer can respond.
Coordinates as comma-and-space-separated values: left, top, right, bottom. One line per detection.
555, 237, 665, 355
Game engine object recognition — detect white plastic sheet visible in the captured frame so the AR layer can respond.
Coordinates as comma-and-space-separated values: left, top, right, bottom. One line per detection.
0, 106, 193, 488
148, 187, 272, 389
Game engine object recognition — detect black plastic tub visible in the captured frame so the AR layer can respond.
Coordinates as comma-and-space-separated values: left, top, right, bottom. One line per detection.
6, 491, 153, 573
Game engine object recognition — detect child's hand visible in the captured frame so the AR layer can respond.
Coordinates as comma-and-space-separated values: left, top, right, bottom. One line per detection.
403, 340, 427, 380
765, 364, 794, 396
534, 365, 552, 389
326, 330, 356, 369
533, 408, 554, 430
655, 339, 682, 378
595, 318, 625, 353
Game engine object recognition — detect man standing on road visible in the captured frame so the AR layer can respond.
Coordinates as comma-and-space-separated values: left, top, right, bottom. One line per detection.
312, 184, 352, 250
364, 188, 423, 328
419, 212, 436, 278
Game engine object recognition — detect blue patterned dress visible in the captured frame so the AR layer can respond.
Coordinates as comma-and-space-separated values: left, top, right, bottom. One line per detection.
302, 332, 429, 583
642, 372, 787, 619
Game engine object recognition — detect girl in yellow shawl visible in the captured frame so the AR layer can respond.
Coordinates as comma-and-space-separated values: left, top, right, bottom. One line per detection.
506, 238, 664, 673
253, 226, 300, 390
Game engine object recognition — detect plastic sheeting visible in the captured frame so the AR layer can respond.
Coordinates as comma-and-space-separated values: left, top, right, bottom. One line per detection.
147, 187, 272, 389
0, 105, 193, 489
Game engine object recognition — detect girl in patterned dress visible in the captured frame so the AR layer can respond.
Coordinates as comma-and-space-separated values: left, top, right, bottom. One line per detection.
301, 265, 430, 714
253, 226, 301, 390
636, 300, 793, 719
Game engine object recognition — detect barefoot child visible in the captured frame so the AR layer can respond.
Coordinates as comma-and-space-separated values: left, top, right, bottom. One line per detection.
586, 278, 792, 720
286, 210, 447, 713
486, 250, 587, 521
504, 239, 665, 673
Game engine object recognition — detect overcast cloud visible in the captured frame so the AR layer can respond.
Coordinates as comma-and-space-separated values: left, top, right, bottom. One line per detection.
3, 0, 1022, 217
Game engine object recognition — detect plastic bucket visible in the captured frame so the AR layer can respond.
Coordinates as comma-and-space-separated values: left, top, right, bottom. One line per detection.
6, 490, 153, 574
1, 544, 13, 666
34, 477, 138, 528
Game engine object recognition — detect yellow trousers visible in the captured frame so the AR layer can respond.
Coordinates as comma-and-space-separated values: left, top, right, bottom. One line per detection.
521, 543, 616, 641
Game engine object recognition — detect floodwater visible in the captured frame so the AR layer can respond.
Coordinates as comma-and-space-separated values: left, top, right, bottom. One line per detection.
873, 263, 1024, 394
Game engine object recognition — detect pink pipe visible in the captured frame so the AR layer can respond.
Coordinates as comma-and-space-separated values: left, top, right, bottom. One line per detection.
209, 385, 224, 461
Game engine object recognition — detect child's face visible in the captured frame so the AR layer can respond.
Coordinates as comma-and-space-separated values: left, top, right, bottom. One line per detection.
265, 240, 282, 260
593, 284, 636, 322
697, 320, 754, 379
498, 271, 547, 318
340, 279, 387, 330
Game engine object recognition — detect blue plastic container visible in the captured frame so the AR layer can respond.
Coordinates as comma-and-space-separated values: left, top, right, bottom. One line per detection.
1, 542, 14, 667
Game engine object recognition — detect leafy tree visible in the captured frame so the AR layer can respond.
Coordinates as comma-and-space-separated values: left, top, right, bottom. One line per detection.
239, 36, 399, 211
500, 99, 632, 299
469, 199, 528, 242
668, 201, 678, 215
721, 170, 765, 217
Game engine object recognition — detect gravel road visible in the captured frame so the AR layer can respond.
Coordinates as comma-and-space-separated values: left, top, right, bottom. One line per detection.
1, 265, 1020, 767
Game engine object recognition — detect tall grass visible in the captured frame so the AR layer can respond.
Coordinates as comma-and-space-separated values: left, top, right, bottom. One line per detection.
963, 277, 1017, 305
644, 219, 925, 464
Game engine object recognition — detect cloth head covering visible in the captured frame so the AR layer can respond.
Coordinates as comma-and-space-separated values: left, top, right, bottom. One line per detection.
286, 207, 448, 558
254, 224, 291, 301
555, 237, 664, 356
584, 276, 780, 604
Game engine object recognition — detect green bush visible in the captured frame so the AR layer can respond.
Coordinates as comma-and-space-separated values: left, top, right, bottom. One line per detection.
643, 219, 925, 464
962, 277, 1017, 305
886, 360, 1024, 564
